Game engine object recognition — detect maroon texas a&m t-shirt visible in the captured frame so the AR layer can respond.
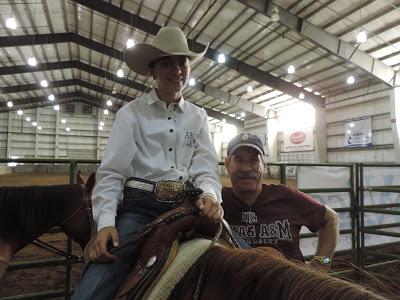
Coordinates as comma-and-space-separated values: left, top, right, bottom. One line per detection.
222, 184, 326, 261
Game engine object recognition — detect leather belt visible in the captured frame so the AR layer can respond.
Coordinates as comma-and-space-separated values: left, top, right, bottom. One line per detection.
125, 177, 203, 203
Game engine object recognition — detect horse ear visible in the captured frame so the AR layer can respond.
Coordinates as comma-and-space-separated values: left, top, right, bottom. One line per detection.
86, 172, 96, 195
77, 170, 85, 185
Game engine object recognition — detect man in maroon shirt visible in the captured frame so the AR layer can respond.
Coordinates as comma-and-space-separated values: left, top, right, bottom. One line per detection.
222, 133, 339, 272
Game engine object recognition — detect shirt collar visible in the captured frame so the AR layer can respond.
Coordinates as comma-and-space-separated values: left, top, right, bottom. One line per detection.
147, 89, 187, 113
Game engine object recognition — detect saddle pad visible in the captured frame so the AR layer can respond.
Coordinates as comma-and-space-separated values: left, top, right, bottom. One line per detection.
144, 238, 215, 300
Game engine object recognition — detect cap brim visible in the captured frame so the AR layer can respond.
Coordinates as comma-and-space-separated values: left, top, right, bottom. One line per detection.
229, 144, 264, 156
124, 43, 208, 76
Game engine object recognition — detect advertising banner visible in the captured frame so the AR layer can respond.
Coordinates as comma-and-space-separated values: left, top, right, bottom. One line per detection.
283, 128, 313, 152
344, 117, 372, 148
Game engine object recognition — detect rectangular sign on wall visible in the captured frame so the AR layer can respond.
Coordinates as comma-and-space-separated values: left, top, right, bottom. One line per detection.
283, 128, 313, 152
344, 117, 372, 148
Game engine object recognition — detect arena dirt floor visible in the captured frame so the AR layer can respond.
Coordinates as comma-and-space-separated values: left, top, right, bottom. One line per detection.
0, 173, 399, 298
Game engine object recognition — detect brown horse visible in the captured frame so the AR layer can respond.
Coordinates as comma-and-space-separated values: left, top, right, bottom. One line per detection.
0, 171, 95, 279
0, 174, 396, 300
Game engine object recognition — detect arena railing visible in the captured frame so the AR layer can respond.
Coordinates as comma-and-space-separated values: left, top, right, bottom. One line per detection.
1, 159, 400, 298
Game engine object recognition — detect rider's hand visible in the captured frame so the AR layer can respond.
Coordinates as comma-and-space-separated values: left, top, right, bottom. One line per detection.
195, 193, 224, 222
89, 226, 119, 263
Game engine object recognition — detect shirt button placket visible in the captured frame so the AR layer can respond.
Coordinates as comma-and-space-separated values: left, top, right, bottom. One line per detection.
168, 108, 176, 170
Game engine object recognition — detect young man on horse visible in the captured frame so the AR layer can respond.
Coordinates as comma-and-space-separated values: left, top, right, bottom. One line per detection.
222, 133, 339, 272
72, 27, 223, 299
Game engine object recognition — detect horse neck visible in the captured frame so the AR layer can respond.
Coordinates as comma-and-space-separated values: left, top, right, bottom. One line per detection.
177, 247, 385, 300
58, 184, 92, 250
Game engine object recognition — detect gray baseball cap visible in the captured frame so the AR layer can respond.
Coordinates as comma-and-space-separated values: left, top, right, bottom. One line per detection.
227, 133, 264, 156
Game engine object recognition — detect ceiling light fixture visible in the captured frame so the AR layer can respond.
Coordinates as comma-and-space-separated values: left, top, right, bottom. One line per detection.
356, 30, 367, 43
32, 122, 37, 127
346, 75, 355, 85
65, 127, 70, 132
126, 38, 135, 48
247, 86, 253, 93
287, 65, 296, 74
99, 121, 105, 127
188, 78, 196, 86
53, 105, 60, 111
40, 80, 48, 87
17, 110, 23, 115
38, 126, 42, 130
7, 101, 13, 108
116, 69, 124, 78
217, 53, 226, 64
28, 57, 37, 66
106, 100, 112, 106
298, 92, 305, 100
104, 109, 109, 115
61, 119, 66, 124
26, 117, 31, 122
271, 7, 280, 22
6, 17, 17, 30
99, 126, 103, 131
48, 94, 55, 101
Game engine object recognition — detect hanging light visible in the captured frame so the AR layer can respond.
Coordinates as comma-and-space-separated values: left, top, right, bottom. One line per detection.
28, 57, 37, 66
65, 127, 70, 132
126, 38, 135, 48
6, 17, 17, 30
116, 69, 124, 78
98, 126, 103, 131
106, 100, 112, 106
298, 92, 305, 100
32, 121, 37, 127
99, 121, 105, 126
61, 118, 66, 124
247, 86, 253, 93
40, 80, 48, 87
7, 101, 13, 108
287, 65, 296, 74
271, 7, 280, 22
104, 109, 109, 115
17, 110, 23, 115
346, 75, 355, 85
37, 126, 42, 130
217, 53, 226, 64
356, 30, 367, 43
53, 105, 60, 111
188, 78, 196, 86
48, 94, 55, 101
26, 117, 31, 122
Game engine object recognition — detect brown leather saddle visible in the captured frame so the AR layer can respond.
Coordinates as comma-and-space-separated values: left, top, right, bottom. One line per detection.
113, 202, 238, 300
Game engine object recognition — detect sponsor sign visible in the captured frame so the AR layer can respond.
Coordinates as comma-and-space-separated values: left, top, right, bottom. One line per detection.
344, 117, 372, 148
283, 128, 313, 152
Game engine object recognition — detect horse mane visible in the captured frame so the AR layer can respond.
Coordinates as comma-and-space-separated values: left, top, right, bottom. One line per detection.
0, 184, 84, 244
177, 246, 389, 300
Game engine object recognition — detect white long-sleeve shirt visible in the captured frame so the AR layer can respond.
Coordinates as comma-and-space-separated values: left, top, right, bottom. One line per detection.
92, 89, 222, 231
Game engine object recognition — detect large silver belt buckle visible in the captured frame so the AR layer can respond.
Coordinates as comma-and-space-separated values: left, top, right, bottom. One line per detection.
153, 180, 184, 203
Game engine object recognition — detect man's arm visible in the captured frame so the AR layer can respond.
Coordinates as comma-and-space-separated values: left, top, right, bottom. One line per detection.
315, 206, 339, 257
310, 206, 339, 271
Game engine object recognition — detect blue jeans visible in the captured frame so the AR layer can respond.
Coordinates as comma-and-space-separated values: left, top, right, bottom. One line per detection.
72, 187, 180, 300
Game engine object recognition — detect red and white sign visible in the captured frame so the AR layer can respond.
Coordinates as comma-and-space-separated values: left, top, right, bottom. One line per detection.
283, 128, 313, 152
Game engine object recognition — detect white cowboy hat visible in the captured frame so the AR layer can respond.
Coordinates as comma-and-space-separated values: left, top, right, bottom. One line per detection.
124, 27, 208, 76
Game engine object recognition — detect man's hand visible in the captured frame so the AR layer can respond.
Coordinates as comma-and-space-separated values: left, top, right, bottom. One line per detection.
89, 226, 119, 263
195, 194, 224, 222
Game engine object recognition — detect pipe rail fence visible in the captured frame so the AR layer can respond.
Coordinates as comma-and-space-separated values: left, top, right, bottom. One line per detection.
0, 159, 399, 299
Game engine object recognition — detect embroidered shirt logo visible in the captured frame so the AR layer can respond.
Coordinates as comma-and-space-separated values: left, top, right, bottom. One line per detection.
183, 131, 199, 148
